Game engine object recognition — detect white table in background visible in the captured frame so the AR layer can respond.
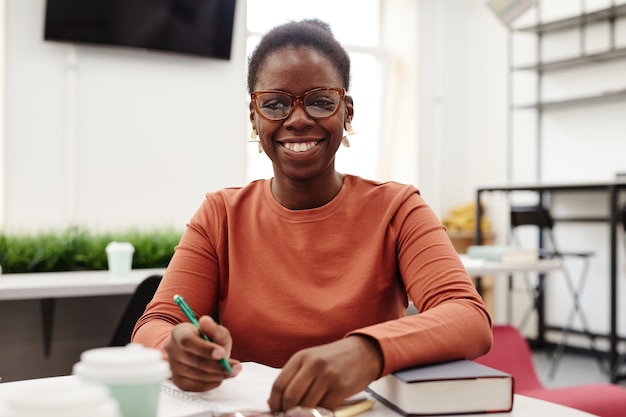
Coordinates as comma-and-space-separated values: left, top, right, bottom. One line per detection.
460, 255, 563, 328
460, 255, 562, 277
0, 268, 165, 356
0, 268, 165, 300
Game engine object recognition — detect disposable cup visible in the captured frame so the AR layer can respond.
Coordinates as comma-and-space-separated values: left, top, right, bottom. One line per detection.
4, 378, 120, 417
73, 344, 170, 417
105, 241, 135, 276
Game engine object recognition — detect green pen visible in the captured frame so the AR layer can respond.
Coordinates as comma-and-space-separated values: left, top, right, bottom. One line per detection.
173, 294, 233, 373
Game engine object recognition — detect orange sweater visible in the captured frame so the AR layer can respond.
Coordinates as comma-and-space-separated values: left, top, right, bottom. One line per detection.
133, 175, 491, 376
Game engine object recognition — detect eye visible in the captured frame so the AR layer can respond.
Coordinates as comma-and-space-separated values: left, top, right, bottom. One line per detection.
305, 92, 339, 110
259, 94, 291, 110
262, 100, 288, 110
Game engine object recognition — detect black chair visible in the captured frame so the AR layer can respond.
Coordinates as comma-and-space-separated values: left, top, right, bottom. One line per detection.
614, 205, 626, 380
109, 274, 162, 346
509, 205, 602, 378
622, 203, 626, 240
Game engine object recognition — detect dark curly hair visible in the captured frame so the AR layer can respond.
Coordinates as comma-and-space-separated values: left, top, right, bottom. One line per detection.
247, 19, 351, 93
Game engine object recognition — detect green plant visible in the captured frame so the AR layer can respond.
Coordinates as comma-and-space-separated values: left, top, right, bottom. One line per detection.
0, 226, 181, 273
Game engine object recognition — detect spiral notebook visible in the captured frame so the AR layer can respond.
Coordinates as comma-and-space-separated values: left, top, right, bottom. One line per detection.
159, 362, 282, 417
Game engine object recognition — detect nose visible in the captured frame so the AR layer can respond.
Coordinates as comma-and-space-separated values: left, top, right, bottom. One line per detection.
284, 98, 315, 127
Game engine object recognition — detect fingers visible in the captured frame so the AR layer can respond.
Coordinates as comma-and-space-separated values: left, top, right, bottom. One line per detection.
268, 337, 383, 412
271, 370, 345, 411
268, 351, 343, 411
199, 315, 233, 358
165, 321, 240, 392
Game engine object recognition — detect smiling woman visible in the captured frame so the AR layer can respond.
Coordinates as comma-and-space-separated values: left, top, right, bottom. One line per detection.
245, 0, 383, 182
133, 16, 491, 414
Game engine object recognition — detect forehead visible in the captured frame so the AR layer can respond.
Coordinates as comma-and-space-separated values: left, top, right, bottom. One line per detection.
254, 46, 343, 93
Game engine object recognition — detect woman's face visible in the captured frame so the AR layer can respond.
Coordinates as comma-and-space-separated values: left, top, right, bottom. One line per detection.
250, 46, 353, 183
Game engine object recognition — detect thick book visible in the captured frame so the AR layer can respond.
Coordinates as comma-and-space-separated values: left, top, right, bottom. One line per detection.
367, 360, 514, 415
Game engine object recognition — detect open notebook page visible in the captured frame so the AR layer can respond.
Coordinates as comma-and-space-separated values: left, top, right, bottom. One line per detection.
159, 362, 281, 417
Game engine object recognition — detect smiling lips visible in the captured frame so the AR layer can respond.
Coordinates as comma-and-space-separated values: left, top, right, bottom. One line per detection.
281, 141, 321, 152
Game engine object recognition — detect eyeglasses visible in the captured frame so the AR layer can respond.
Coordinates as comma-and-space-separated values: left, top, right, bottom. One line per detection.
251, 87, 346, 121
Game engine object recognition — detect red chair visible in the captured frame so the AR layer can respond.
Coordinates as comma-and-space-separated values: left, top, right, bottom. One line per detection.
474, 324, 626, 417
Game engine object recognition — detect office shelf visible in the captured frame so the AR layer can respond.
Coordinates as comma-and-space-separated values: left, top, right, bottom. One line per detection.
514, 47, 626, 71
515, 3, 626, 33
504, 2, 626, 383
508, 2, 626, 173
513, 88, 626, 109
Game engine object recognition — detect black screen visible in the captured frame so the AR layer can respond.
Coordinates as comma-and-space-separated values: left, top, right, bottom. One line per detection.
44, 0, 237, 60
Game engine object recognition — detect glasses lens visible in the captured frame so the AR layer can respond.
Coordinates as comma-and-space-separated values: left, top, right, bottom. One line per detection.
304, 89, 341, 118
255, 92, 292, 120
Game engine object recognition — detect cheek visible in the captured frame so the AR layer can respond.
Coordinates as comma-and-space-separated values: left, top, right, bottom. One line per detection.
256, 124, 274, 141
324, 119, 346, 139
255, 123, 280, 151
253, 116, 271, 138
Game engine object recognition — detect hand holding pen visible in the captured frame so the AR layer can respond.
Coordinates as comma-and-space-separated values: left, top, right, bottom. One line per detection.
173, 294, 233, 373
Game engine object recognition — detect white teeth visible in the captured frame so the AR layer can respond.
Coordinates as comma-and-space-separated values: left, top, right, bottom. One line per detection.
284, 141, 318, 152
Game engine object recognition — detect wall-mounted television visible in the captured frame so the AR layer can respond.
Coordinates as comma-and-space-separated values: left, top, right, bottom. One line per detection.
44, 0, 237, 60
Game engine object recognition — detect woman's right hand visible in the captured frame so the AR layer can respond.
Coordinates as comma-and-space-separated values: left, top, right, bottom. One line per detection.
165, 315, 241, 391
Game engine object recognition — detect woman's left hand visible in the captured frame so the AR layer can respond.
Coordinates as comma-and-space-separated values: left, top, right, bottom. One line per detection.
268, 335, 383, 412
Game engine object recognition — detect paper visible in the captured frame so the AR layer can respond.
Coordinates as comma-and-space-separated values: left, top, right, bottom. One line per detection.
159, 362, 281, 417
459, 254, 486, 269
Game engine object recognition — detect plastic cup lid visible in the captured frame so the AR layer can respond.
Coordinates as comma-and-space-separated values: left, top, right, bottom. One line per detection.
105, 241, 135, 254
73, 344, 170, 384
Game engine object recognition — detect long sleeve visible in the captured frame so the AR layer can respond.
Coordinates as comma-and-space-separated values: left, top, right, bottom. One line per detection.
133, 175, 491, 373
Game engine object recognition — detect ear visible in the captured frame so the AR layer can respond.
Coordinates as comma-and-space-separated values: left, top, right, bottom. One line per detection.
344, 95, 354, 124
249, 102, 257, 128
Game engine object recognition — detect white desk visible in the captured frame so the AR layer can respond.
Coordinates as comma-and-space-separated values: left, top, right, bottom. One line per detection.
460, 255, 562, 277
365, 395, 598, 417
0, 269, 165, 356
0, 375, 598, 417
0, 268, 165, 300
461, 256, 563, 329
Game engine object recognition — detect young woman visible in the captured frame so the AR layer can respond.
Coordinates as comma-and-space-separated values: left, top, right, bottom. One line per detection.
133, 19, 492, 412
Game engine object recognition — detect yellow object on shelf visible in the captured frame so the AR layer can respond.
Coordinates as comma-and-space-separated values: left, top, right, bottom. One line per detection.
442, 202, 495, 317
442, 202, 491, 233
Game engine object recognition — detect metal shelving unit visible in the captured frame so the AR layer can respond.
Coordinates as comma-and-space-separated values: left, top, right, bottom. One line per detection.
507, 1, 626, 383
509, 1, 626, 178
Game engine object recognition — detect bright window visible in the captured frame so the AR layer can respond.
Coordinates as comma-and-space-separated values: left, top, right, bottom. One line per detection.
245, 0, 384, 182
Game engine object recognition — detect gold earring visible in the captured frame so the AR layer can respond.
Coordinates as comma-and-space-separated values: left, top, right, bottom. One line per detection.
342, 122, 355, 148
248, 127, 263, 153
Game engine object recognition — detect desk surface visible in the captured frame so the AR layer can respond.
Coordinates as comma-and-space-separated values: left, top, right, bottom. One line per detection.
0, 260, 558, 300
0, 375, 597, 417
477, 179, 626, 193
461, 256, 562, 277
0, 268, 165, 300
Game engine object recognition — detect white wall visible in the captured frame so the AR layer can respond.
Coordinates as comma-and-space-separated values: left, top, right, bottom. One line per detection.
2, 0, 508, 233
0, 0, 248, 382
417, 0, 508, 216
4, 0, 248, 233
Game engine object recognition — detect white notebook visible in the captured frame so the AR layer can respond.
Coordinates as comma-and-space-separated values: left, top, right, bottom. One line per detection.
159, 362, 281, 417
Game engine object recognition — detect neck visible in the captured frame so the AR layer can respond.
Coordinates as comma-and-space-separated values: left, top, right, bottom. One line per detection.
271, 172, 345, 210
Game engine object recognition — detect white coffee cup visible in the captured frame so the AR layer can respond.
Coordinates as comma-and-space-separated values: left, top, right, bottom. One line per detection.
4, 378, 120, 417
73, 344, 170, 417
105, 241, 135, 276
